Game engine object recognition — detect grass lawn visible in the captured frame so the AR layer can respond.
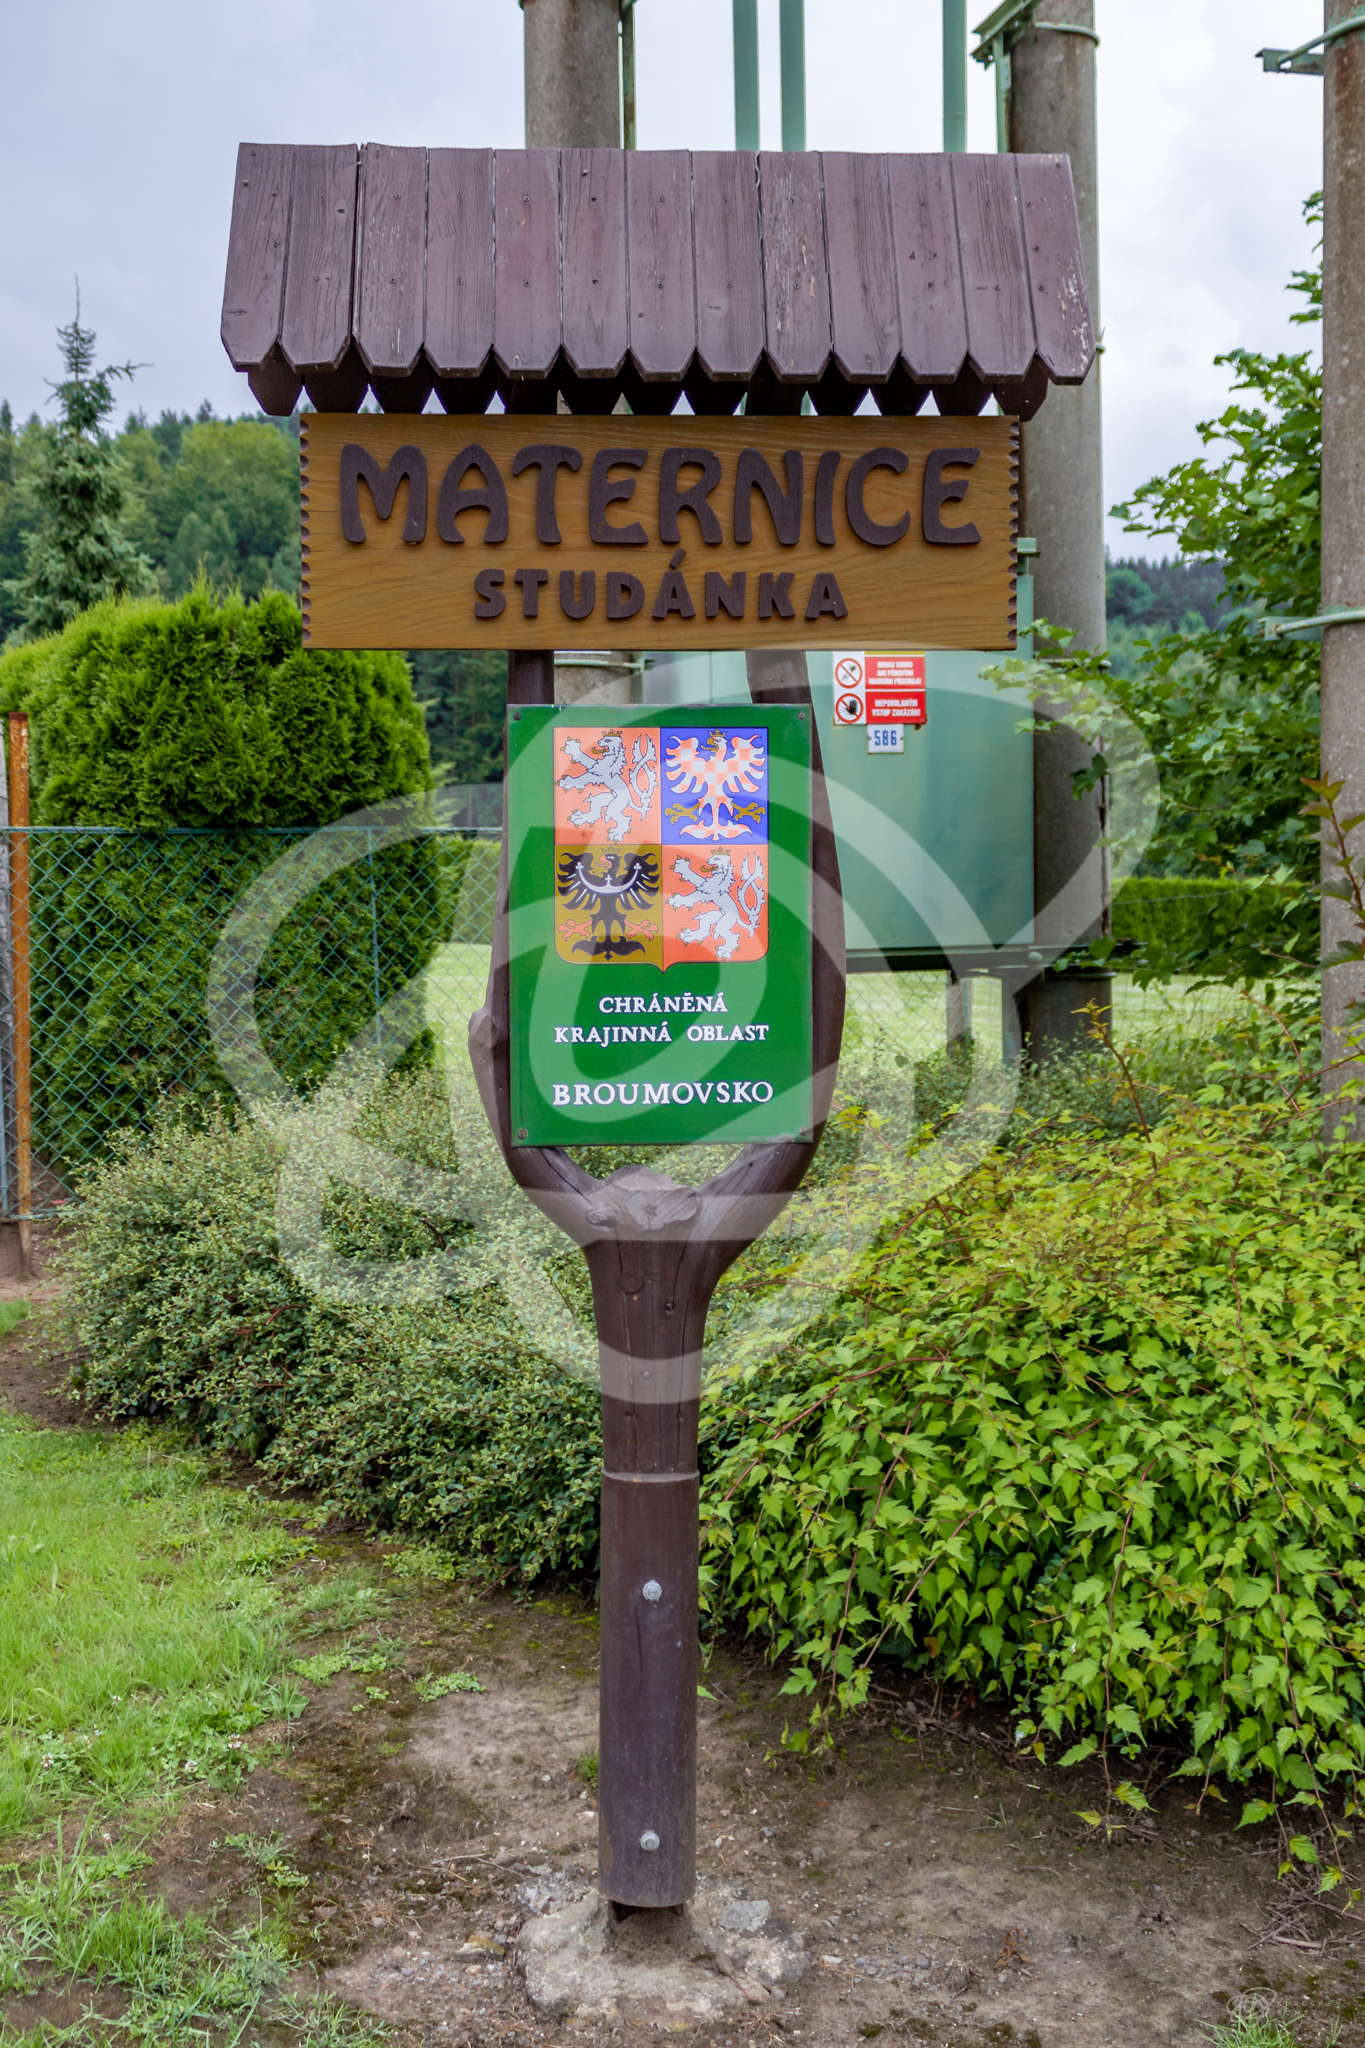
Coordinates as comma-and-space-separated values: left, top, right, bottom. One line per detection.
0, 1395, 391, 2045
0, 1410, 304, 1843
0, 1054, 1344, 2048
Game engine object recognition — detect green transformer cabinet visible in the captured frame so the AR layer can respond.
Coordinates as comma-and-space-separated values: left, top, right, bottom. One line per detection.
642, 652, 1033, 970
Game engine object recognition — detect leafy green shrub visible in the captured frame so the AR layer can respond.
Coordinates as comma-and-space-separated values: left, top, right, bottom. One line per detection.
61, 1106, 310, 1454
268, 1300, 601, 1580
700, 1074, 1365, 1844
1108, 203, 1323, 889
908, 1002, 1243, 1145
62, 1005, 1365, 1850
0, 587, 445, 1172
1113, 874, 1314, 979
60, 1086, 602, 1582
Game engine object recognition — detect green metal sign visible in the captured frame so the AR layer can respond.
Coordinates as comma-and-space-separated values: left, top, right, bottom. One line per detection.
507, 705, 814, 1147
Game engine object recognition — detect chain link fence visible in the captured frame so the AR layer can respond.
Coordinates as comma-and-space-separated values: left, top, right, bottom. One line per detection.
9, 825, 499, 1216
4, 820, 966, 1220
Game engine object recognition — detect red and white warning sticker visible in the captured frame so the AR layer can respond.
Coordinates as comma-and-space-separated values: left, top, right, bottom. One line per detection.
831, 651, 927, 726
832, 652, 867, 725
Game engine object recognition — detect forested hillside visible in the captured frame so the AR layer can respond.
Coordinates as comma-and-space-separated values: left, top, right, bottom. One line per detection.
1105, 553, 1230, 631
0, 399, 500, 784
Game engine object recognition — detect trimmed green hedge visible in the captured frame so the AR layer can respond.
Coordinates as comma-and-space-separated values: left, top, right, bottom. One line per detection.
2, 586, 429, 829
0, 589, 447, 1174
1112, 873, 1315, 976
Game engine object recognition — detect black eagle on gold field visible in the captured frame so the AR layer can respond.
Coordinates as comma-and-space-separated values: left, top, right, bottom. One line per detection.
556, 849, 661, 959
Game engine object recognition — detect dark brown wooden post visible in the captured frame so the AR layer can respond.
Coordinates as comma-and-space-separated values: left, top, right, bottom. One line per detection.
471, 646, 844, 1909
507, 649, 556, 706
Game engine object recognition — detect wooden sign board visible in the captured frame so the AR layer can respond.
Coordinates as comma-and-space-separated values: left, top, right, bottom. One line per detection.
506, 705, 813, 1147
301, 414, 1018, 652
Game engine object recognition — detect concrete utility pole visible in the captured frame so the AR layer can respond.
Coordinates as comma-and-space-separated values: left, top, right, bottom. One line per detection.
1321, 0, 1365, 1113
523, 0, 638, 704
524, 0, 622, 149
1005, 0, 1110, 1054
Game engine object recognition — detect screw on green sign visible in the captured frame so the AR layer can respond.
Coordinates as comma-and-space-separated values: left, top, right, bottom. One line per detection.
507, 706, 814, 1148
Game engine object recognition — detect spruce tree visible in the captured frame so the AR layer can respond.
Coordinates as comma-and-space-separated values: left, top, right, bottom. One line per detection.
8, 294, 154, 639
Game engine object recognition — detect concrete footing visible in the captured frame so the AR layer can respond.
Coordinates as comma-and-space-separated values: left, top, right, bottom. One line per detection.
515, 1875, 809, 2021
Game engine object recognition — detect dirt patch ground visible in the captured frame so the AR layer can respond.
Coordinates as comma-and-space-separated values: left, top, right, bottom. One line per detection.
104, 1565, 1365, 2048
0, 1222, 82, 1426
5, 1350, 1365, 2048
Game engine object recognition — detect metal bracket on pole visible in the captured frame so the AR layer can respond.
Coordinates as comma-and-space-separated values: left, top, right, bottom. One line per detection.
1258, 10, 1365, 76
972, 3, 1099, 152
1261, 606, 1365, 640
1017, 534, 1038, 660
972, 0, 1098, 45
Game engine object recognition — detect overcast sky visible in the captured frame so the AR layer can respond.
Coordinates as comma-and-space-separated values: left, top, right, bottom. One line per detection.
0, 0, 1326, 556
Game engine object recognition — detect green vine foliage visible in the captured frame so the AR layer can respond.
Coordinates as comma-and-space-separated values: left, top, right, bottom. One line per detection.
700, 1026, 1365, 1864
1108, 198, 1323, 895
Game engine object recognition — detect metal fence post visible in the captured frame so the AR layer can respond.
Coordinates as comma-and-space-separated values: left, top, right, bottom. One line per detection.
779, 0, 806, 149
942, 0, 968, 151
733, 0, 760, 148
367, 826, 384, 1059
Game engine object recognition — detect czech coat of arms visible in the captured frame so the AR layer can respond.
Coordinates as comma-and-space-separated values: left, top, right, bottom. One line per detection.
553, 725, 768, 967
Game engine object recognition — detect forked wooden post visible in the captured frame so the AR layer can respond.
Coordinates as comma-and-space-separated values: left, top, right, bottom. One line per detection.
224, 120, 1091, 1917
470, 647, 844, 1907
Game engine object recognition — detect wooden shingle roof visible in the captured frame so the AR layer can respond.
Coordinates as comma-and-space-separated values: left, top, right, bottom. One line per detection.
222, 145, 1094, 420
